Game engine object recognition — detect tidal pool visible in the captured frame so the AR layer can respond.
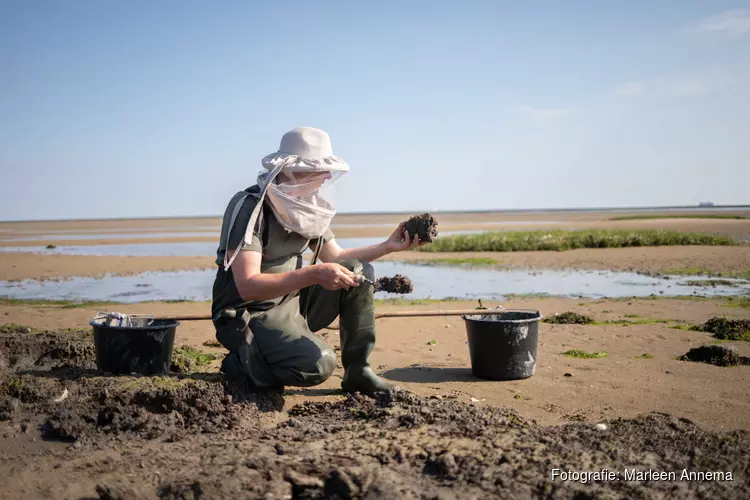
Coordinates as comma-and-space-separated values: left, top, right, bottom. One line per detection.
2, 263, 748, 304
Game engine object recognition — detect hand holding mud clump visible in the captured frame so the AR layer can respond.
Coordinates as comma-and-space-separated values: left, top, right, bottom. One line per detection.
404, 213, 438, 243
374, 274, 414, 294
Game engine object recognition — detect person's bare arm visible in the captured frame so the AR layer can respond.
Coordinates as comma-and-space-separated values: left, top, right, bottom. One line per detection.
319, 221, 427, 263
319, 239, 394, 263
231, 249, 359, 302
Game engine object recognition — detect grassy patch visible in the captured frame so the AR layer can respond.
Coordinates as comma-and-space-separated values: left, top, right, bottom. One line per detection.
591, 295, 714, 304
634, 353, 654, 359
202, 340, 222, 348
544, 312, 594, 325
415, 229, 736, 253
504, 293, 561, 299
610, 215, 746, 221
414, 257, 498, 266
0, 297, 119, 309
661, 268, 750, 280
374, 298, 462, 306
724, 297, 750, 309
170, 346, 218, 373
563, 350, 608, 359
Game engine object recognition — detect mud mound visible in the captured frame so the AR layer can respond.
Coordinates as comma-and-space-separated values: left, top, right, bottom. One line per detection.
375, 275, 414, 294
3, 328, 750, 498
544, 311, 594, 324
0, 327, 277, 442
82, 392, 750, 499
1, 371, 271, 442
679, 345, 750, 367
0, 325, 95, 371
405, 213, 438, 243
697, 317, 750, 341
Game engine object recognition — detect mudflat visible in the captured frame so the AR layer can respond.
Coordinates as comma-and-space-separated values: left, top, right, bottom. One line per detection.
2, 211, 749, 497
1, 297, 749, 498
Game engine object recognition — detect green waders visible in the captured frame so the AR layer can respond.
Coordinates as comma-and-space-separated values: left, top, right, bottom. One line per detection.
215, 259, 394, 395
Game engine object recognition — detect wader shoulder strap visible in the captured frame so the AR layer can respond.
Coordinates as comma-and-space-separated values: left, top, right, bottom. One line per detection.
224, 163, 287, 271
310, 235, 323, 266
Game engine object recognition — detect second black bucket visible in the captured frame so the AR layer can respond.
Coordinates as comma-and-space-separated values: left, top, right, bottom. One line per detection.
462, 309, 542, 380
90, 318, 179, 375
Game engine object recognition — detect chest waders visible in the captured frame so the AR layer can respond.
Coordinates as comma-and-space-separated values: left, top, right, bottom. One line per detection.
216, 191, 395, 395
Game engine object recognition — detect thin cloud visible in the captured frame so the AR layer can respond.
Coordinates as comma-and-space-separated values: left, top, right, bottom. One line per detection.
611, 73, 735, 99
517, 105, 569, 118
612, 82, 647, 97
693, 9, 750, 38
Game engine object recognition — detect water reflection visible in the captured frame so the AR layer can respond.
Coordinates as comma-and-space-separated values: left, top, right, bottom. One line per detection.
2, 263, 748, 303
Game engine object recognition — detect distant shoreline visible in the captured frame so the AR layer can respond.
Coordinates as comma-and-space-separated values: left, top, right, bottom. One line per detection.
2, 204, 749, 224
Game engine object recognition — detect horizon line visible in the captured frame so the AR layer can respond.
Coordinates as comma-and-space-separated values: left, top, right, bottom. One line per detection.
1, 203, 748, 224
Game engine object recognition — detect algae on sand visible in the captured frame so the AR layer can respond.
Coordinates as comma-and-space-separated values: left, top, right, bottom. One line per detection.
563, 350, 608, 359
693, 317, 750, 341
170, 346, 219, 373
544, 312, 594, 325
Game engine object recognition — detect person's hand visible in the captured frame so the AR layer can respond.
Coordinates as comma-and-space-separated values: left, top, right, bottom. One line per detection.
315, 263, 359, 290
385, 221, 429, 252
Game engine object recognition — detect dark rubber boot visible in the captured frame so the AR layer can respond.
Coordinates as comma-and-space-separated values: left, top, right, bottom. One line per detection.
220, 352, 251, 384
338, 265, 396, 396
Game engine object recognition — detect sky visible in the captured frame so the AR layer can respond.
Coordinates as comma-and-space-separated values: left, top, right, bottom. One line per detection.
1, 1, 749, 221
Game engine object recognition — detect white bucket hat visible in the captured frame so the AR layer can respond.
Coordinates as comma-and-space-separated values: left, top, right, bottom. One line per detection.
261, 127, 350, 173
223, 127, 348, 271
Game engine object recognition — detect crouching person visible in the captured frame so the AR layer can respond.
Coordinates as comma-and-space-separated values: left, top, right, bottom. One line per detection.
211, 127, 425, 395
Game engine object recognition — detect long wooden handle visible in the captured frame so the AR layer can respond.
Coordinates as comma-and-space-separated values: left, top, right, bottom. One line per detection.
156, 309, 506, 322
375, 309, 503, 319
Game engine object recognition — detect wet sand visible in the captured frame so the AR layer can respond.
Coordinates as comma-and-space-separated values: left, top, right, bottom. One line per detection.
2, 212, 750, 497
2, 297, 748, 432
3, 246, 750, 282
2, 215, 750, 244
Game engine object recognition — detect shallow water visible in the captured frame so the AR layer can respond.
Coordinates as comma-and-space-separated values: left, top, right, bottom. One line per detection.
0, 232, 506, 257
5, 225, 220, 235
0, 242, 220, 257
2, 263, 748, 303
0, 231, 218, 242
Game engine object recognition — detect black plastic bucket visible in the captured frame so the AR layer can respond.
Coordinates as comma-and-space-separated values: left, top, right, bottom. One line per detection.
462, 309, 542, 380
90, 318, 179, 375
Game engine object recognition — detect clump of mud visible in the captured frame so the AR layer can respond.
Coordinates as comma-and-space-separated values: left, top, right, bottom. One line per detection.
374, 274, 414, 294
404, 213, 438, 243
543, 311, 594, 324
679, 345, 750, 367
71, 391, 750, 499
0, 325, 95, 372
4, 326, 750, 499
695, 317, 750, 341
0, 326, 278, 442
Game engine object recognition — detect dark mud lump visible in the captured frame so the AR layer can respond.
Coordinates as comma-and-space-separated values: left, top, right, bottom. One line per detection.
405, 213, 438, 243
374, 275, 414, 294
679, 345, 750, 367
